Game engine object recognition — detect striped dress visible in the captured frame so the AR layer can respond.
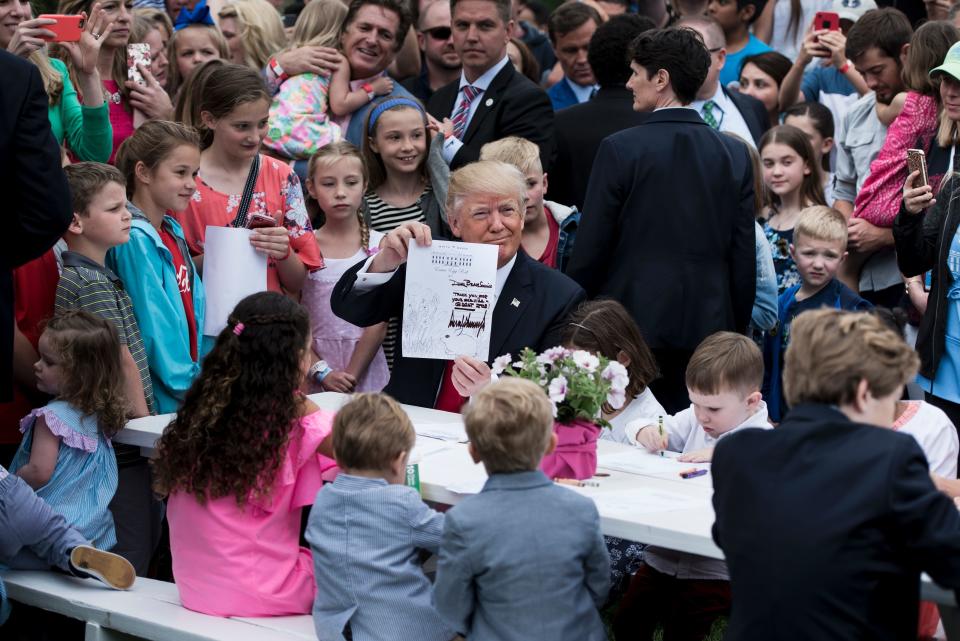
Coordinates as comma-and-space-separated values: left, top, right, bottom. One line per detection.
363, 187, 432, 366
10, 401, 118, 550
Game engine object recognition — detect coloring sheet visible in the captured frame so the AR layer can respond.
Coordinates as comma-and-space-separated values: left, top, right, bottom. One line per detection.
202, 226, 267, 336
402, 240, 498, 361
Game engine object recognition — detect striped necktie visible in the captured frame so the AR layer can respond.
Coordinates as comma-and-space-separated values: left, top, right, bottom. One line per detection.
451, 85, 481, 140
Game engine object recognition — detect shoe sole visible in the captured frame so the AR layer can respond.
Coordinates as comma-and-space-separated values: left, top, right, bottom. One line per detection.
70, 546, 136, 590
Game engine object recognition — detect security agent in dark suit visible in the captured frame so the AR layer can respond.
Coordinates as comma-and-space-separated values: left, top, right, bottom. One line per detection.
566, 27, 756, 413
712, 310, 960, 641
550, 14, 656, 211
427, 0, 554, 172
682, 15, 769, 146
332, 161, 585, 409
0, 51, 72, 401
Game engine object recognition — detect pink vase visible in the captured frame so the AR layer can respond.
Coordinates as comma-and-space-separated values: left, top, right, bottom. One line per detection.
539, 418, 601, 480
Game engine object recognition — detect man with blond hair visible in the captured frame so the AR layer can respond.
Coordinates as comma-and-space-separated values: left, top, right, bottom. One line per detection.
331, 160, 584, 409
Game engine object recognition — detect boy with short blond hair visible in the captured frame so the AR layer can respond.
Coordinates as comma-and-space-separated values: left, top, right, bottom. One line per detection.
713, 309, 960, 640
615, 331, 770, 641
434, 378, 610, 641
306, 393, 453, 641
479, 136, 580, 271
763, 205, 872, 421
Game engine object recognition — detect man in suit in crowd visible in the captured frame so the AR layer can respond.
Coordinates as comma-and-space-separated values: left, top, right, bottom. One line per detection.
427, 0, 554, 171
682, 15, 769, 147
332, 161, 584, 410
549, 14, 656, 211
712, 309, 960, 641
0, 51, 71, 402
401, 0, 461, 103
546, 2, 601, 111
566, 27, 756, 413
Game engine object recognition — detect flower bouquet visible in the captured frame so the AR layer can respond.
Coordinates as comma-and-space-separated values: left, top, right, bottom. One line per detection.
492, 346, 629, 480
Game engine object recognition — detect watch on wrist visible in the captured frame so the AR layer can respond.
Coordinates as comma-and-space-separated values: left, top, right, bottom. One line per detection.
309, 360, 332, 385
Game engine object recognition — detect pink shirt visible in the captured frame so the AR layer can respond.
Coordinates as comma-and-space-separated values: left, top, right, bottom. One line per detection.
167, 409, 337, 617
102, 80, 134, 164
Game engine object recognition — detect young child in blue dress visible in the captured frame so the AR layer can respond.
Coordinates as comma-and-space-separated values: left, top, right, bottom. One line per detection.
10, 310, 126, 553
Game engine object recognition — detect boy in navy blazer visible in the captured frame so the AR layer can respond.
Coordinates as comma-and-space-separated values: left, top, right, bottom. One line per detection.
434, 378, 610, 641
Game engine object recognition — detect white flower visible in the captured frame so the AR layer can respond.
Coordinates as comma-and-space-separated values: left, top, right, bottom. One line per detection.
572, 350, 600, 372
491, 354, 512, 376
537, 346, 570, 365
602, 361, 630, 393
606, 388, 626, 410
548, 375, 568, 404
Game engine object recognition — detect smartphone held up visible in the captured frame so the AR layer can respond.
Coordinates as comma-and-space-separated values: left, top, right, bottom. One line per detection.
37, 14, 84, 42
907, 149, 929, 189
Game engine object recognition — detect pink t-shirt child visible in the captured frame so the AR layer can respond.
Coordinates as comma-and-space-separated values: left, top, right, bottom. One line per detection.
167, 408, 337, 617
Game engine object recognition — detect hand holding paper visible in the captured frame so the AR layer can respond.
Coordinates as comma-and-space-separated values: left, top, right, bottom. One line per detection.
370, 221, 432, 273
451, 356, 493, 397
202, 226, 268, 336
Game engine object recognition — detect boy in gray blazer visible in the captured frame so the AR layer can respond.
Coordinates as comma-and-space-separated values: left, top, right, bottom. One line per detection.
306, 394, 454, 641
434, 378, 610, 641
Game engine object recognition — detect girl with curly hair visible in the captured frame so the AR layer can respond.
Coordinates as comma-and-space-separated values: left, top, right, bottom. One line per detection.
9, 310, 127, 553
153, 291, 336, 617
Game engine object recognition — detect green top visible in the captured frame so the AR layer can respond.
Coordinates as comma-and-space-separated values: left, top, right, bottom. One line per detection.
47, 57, 112, 163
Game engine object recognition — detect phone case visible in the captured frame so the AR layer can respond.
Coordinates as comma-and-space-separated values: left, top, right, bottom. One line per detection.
814, 11, 840, 31
127, 43, 150, 87
907, 149, 929, 188
37, 14, 84, 42
246, 213, 277, 229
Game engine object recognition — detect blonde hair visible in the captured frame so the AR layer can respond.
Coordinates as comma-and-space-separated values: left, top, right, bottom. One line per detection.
479, 136, 543, 176
794, 205, 848, 246
463, 378, 554, 474
30, 51, 65, 106
784, 309, 919, 407
218, 0, 287, 71
288, 0, 347, 49
446, 160, 526, 224
166, 24, 230, 96
134, 7, 173, 41
332, 393, 415, 471
305, 141, 371, 249
685, 331, 764, 398
114, 120, 201, 199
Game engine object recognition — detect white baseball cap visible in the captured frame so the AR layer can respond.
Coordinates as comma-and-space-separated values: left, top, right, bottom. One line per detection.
830, 0, 879, 23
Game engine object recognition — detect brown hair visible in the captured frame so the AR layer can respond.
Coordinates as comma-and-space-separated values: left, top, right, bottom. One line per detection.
332, 393, 415, 471
451, 0, 510, 24
463, 378, 554, 474
166, 24, 230, 97
509, 37, 541, 83
904, 21, 958, 96
548, 1, 600, 43
173, 58, 225, 130
685, 331, 764, 397
759, 124, 827, 213
361, 97, 431, 191
561, 299, 659, 404
43, 310, 129, 437
152, 292, 312, 505
340, 0, 412, 52
783, 309, 919, 407
195, 62, 269, 149
306, 141, 371, 249
63, 162, 126, 215
115, 120, 201, 199
844, 7, 912, 64
134, 7, 173, 41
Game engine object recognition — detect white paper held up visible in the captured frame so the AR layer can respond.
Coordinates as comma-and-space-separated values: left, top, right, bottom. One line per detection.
402, 240, 498, 361
202, 226, 268, 336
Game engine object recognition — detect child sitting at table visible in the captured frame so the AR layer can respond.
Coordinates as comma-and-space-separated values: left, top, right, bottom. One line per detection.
306, 393, 453, 641
615, 332, 771, 641
152, 291, 337, 617
434, 378, 610, 641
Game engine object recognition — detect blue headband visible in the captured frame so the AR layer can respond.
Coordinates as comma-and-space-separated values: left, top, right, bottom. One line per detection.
174, 0, 215, 31
367, 98, 425, 134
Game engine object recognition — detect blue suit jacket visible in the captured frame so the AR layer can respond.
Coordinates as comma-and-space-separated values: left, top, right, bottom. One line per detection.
434, 470, 610, 641
547, 78, 581, 111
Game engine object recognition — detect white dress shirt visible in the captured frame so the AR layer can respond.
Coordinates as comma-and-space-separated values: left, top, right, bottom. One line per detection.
689, 83, 756, 149
440, 55, 512, 164
565, 77, 597, 104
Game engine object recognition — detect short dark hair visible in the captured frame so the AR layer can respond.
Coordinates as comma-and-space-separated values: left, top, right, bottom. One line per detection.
342, 0, 412, 52
451, 0, 511, 24
64, 162, 125, 215
518, 0, 550, 27
734, 0, 768, 25
629, 27, 710, 105
548, 2, 601, 44
589, 14, 656, 88
844, 7, 912, 63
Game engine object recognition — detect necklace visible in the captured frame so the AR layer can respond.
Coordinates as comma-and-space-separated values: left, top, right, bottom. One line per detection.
102, 87, 122, 105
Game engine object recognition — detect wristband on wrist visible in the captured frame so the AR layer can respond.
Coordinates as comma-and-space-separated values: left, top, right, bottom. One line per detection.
838, 61, 850, 74
269, 57, 288, 83
361, 82, 375, 101
309, 360, 332, 385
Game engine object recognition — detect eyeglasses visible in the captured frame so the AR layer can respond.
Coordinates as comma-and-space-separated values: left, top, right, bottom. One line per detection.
422, 26, 452, 40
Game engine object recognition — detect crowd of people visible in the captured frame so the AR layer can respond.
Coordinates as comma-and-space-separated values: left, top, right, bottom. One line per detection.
7, 0, 960, 637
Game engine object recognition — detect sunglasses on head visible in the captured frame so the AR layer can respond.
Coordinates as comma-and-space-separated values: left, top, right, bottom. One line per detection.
423, 26, 452, 40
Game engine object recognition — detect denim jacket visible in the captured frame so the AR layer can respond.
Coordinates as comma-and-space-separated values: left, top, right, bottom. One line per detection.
107, 205, 209, 414
544, 200, 581, 273
751, 221, 778, 332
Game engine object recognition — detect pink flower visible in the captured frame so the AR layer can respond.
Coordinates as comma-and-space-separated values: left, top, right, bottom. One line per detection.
491, 354, 512, 376
537, 346, 571, 365
606, 388, 626, 410
602, 361, 629, 393
548, 375, 568, 404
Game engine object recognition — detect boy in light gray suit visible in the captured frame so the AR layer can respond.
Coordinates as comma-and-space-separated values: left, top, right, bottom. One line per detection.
306, 394, 455, 641
434, 378, 610, 641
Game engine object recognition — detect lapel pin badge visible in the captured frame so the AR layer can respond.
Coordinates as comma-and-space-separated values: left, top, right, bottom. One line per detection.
511, 298, 520, 308
485, 98, 494, 107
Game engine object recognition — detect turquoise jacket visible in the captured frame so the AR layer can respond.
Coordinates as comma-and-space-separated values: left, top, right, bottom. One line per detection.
107, 206, 209, 414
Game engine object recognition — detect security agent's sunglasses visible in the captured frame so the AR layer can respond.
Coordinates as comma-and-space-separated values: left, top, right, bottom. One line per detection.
422, 26, 452, 40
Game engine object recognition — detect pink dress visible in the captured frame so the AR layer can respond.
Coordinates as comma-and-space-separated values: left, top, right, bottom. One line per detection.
852, 92, 939, 227
102, 80, 134, 164
167, 409, 337, 617
300, 230, 389, 392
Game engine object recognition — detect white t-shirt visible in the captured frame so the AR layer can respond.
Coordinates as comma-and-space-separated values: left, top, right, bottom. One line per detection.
603, 387, 666, 445
894, 401, 959, 479
625, 401, 773, 453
